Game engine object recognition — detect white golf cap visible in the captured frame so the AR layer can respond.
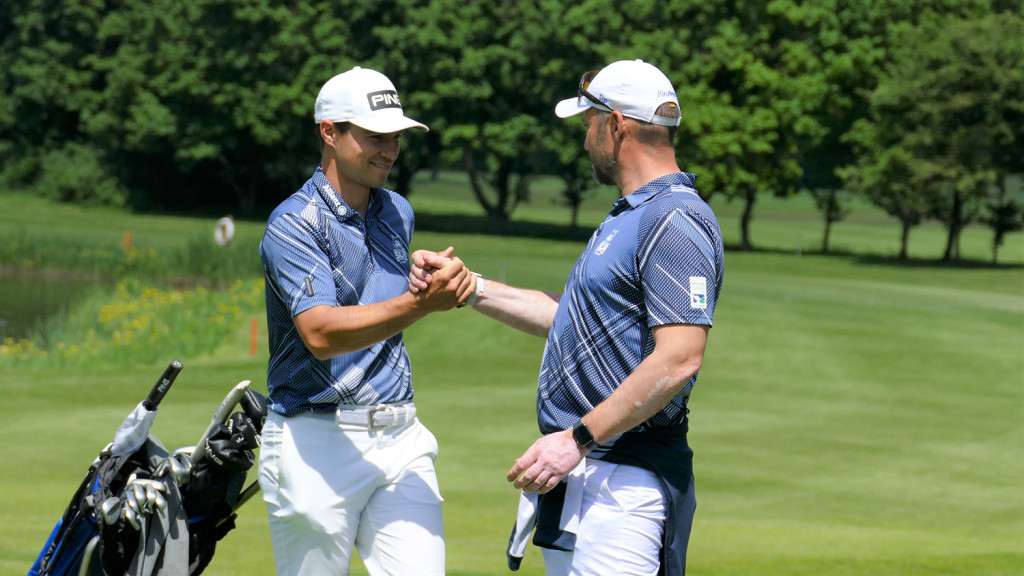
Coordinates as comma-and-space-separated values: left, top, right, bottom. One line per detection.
554, 59, 681, 127
314, 66, 428, 133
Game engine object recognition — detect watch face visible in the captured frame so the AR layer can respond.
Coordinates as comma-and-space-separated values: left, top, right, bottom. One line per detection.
573, 421, 595, 448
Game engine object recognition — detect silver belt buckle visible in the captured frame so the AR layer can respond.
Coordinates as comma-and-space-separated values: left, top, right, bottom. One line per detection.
367, 405, 386, 429
368, 404, 402, 429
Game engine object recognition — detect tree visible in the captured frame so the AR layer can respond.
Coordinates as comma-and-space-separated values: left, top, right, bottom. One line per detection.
377, 0, 571, 231
808, 188, 850, 253
980, 177, 1024, 264
669, 0, 832, 251
838, 145, 930, 260
851, 10, 1024, 261
80, 0, 356, 215
540, 0, 826, 248
559, 148, 598, 229
0, 0, 421, 215
790, 0, 888, 252
0, 0, 126, 204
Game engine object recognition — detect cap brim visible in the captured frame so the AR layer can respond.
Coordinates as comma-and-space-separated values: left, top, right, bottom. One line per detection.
555, 97, 592, 119
350, 115, 429, 133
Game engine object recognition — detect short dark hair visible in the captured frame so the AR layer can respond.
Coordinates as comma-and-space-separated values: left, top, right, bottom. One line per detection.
630, 102, 679, 146
318, 121, 351, 152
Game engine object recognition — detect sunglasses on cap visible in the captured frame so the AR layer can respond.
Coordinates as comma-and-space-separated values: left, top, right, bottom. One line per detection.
577, 70, 614, 113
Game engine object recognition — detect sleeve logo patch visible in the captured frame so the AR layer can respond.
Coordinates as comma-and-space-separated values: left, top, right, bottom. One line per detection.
689, 276, 708, 310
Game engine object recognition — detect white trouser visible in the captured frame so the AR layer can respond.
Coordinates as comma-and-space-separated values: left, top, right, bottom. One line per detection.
258, 409, 445, 576
542, 459, 666, 576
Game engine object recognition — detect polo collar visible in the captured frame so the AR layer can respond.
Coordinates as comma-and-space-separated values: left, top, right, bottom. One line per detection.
313, 165, 384, 222
610, 172, 698, 215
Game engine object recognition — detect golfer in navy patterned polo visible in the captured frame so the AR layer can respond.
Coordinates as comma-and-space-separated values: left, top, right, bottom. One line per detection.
258, 66, 474, 576
412, 59, 724, 575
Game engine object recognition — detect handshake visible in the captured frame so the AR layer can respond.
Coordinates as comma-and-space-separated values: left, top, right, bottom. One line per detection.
407, 246, 483, 311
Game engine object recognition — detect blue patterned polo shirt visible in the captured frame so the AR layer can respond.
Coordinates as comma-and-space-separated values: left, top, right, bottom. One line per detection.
260, 166, 415, 416
536, 172, 724, 434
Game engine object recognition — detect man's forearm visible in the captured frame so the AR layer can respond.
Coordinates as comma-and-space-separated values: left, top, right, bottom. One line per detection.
472, 279, 561, 337
581, 324, 708, 444
294, 293, 430, 359
296, 260, 471, 359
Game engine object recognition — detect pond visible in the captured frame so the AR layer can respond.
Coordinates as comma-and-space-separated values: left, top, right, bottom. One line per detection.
0, 272, 106, 341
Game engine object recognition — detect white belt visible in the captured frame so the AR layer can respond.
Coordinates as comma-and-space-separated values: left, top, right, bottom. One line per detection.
335, 403, 416, 429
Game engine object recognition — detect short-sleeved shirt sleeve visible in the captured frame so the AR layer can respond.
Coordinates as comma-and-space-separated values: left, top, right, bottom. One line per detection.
263, 208, 343, 318
638, 192, 723, 328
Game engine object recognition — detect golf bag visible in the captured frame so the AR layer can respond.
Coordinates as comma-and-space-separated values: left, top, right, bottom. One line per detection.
28, 361, 267, 576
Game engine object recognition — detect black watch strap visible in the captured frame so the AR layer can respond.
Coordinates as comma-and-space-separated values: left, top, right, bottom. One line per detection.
571, 419, 596, 450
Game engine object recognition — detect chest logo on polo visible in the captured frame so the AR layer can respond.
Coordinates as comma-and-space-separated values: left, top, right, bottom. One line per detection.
689, 276, 708, 310
393, 237, 408, 264
594, 228, 619, 255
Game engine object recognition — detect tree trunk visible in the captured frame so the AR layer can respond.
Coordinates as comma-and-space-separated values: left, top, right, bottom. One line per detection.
464, 149, 495, 215
740, 188, 756, 251
899, 220, 910, 260
822, 218, 832, 254
464, 150, 513, 232
561, 173, 584, 229
942, 190, 964, 261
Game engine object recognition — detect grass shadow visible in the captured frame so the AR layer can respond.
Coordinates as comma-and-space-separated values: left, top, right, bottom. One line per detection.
852, 252, 1024, 270
723, 242, 1024, 271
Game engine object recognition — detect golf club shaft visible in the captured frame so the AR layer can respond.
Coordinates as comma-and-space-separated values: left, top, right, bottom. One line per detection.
215, 480, 263, 528
235, 480, 261, 510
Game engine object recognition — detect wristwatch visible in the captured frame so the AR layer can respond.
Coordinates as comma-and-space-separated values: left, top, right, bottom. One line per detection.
571, 419, 597, 450
457, 273, 484, 308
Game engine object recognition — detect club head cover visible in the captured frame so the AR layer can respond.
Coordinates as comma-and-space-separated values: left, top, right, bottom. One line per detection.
227, 412, 261, 450
239, 389, 268, 434
204, 416, 256, 473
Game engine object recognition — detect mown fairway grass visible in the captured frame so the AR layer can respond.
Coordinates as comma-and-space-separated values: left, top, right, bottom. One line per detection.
1, 176, 1022, 575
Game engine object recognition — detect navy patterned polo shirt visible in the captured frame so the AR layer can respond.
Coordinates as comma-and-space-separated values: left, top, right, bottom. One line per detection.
536, 172, 725, 434
260, 166, 415, 416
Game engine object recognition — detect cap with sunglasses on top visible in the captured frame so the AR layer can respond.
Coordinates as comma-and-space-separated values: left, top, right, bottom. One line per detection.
554, 59, 681, 127
315, 66, 428, 133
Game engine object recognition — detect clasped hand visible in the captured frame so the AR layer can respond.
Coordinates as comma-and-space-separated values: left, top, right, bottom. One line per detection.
408, 246, 476, 310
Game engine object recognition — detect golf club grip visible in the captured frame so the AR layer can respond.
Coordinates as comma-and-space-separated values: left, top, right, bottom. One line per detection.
144, 359, 183, 410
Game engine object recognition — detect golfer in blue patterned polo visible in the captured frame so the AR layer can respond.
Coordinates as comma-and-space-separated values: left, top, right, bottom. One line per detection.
412, 59, 724, 576
258, 66, 475, 576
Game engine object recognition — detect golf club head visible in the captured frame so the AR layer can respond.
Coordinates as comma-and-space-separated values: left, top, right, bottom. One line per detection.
100, 497, 122, 525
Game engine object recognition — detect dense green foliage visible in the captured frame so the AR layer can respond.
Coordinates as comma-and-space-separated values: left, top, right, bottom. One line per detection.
1, 0, 1022, 258
840, 8, 1024, 261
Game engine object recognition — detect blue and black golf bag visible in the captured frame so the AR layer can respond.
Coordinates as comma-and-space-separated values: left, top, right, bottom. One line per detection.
28, 361, 267, 576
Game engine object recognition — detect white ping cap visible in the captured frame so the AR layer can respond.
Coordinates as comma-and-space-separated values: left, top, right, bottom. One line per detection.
314, 67, 428, 133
